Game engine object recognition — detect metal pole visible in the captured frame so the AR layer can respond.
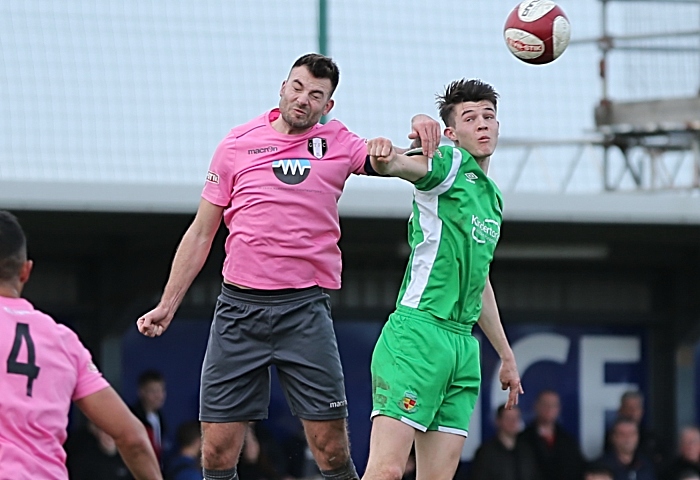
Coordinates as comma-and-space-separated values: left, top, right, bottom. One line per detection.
598, 0, 611, 192
693, 135, 700, 188
318, 0, 328, 56
601, 0, 609, 102
319, 0, 329, 123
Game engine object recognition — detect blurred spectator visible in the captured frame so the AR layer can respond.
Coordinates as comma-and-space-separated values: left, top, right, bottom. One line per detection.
661, 426, 700, 480
131, 370, 168, 464
584, 465, 614, 480
605, 390, 666, 469
165, 421, 201, 480
470, 404, 542, 480
518, 389, 586, 480
65, 421, 133, 480
596, 418, 656, 480
677, 471, 700, 480
238, 422, 296, 480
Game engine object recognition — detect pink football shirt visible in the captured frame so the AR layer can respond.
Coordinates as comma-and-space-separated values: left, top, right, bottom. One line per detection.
0, 296, 110, 480
202, 108, 368, 289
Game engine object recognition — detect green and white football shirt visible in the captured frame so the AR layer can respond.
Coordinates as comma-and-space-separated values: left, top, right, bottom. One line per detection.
395, 145, 503, 326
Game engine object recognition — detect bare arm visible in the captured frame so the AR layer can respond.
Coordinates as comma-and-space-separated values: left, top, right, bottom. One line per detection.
75, 388, 163, 480
137, 198, 224, 337
477, 276, 523, 408
368, 137, 429, 183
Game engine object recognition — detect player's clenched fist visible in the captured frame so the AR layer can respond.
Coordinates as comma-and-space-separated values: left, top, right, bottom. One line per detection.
137, 305, 172, 337
367, 137, 396, 164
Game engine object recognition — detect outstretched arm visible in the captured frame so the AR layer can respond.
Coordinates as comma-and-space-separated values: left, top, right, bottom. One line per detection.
368, 137, 429, 183
477, 276, 523, 409
76, 388, 163, 480
137, 198, 224, 337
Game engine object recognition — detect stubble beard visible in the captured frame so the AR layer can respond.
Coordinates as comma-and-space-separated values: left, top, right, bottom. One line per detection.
280, 108, 317, 131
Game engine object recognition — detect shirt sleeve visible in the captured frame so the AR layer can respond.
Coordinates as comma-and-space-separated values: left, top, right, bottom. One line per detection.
335, 123, 369, 175
201, 133, 237, 207
413, 145, 455, 191
59, 326, 110, 401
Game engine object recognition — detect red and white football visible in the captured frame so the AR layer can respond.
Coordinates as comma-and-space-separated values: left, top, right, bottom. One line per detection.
504, 0, 571, 65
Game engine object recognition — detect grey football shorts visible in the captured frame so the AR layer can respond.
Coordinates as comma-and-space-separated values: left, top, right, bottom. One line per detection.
199, 283, 348, 423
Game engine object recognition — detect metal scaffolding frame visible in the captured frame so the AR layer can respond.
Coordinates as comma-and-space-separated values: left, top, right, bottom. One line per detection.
590, 0, 700, 191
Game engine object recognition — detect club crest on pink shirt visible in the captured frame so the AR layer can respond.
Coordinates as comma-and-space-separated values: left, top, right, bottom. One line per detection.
308, 137, 327, 159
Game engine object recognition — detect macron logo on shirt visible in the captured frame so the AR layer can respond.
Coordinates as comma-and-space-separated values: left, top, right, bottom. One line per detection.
248, 146, 278, 155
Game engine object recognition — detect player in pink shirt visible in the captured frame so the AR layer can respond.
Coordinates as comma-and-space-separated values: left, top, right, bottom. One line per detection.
0, 210, 162, 480
137, 53, 440, 480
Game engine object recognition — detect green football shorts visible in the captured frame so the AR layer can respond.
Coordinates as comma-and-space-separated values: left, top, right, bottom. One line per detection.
370, 310, 481, 437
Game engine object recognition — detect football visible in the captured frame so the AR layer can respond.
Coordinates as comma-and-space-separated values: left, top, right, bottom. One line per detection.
503, 0, 571, 65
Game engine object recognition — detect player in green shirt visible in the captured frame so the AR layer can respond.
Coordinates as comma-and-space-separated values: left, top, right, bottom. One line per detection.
362, 79, 523, 480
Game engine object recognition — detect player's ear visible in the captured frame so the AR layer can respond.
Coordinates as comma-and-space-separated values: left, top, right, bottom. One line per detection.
279, 80, 286, 97
444, 126, 457, 142
322, 98, 335, 116
18, 259, 33, 285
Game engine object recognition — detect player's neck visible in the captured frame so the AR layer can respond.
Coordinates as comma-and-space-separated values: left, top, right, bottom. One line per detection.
476, 156, 491, 174
452, 142, 491, 174
0, 282, 22, 298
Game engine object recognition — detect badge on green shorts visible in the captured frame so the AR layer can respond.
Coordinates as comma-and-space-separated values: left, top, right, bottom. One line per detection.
400, 391, 418, 413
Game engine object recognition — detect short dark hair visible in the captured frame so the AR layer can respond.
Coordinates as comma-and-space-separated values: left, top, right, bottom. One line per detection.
436, 79, 499, 127
291, 53, 340, 96
0, 211, 27, 281
176, 420, 201, 449
137, 369, 165, 387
